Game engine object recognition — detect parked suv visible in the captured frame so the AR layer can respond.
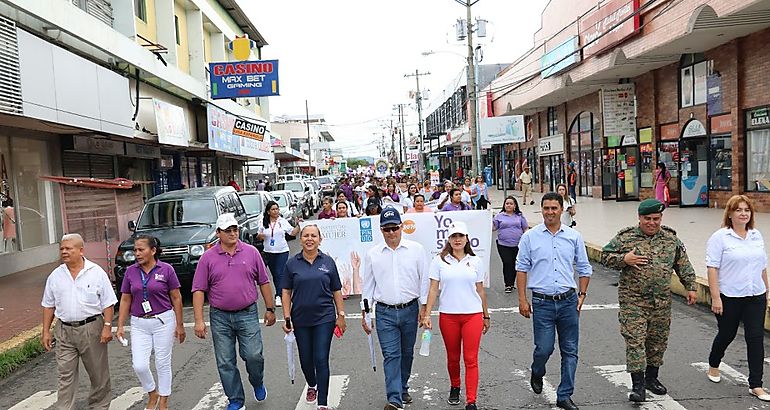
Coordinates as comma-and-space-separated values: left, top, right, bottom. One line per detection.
317, 175, 336, 197
274, 180, 313, 219
113, 187, 261, 292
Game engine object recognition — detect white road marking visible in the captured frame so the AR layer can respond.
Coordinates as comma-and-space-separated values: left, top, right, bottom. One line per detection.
513, 369, 558, 409
191, 382, 228, 410
293, 375, 349, 410
595, 365, 688, 409
115, 304, 619, 332
8, 391, 57, 410
108, 387, 144, 410
692, 362, 748, 386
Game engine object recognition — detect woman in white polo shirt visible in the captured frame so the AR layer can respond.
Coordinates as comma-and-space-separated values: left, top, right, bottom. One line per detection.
705, 195, 769, 401
258, 200, 300, 308
422, 221, 490, 410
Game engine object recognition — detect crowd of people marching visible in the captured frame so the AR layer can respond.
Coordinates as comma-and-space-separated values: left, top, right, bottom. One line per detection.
38, 170, 767, 410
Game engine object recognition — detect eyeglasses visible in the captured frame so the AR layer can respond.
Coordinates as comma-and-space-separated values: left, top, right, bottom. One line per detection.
220, 227, 239, 234
381, 226, 401, 233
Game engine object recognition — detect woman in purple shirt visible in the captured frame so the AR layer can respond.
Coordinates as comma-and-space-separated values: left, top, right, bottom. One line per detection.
117, 235, 185, 410
440, 188, 470, 211
493, 196, 529, 293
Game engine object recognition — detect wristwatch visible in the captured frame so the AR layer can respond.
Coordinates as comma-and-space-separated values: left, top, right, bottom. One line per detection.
338, 311, 346, 317
578, 291, 588, 297
103, 322, 112, 327
265, 307, 275, 313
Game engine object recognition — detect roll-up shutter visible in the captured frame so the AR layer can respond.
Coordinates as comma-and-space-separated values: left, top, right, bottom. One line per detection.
62, 152, 116, 179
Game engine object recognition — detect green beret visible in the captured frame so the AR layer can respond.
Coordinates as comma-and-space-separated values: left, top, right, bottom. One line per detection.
638, 198, 665, 215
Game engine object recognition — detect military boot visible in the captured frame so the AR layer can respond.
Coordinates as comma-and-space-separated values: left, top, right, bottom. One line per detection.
629, 372, 646, 402
645, 366, 667, 395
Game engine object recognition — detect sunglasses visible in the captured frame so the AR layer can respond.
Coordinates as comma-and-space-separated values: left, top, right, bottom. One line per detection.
381, 226, 401, 233
220, 227, 239, 234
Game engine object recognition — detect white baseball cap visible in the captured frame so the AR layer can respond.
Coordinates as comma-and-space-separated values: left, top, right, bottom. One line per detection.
448, 221, 469, 237
216, 213, 239, 230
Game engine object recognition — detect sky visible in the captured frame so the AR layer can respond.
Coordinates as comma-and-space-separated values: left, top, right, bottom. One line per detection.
242, 0, 549, 158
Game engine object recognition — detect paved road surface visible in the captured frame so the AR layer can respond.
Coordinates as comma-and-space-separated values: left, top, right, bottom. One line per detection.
3, 238, 770, 409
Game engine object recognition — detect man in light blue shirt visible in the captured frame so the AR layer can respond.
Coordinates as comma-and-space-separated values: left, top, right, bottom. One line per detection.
516, 192, 592, 410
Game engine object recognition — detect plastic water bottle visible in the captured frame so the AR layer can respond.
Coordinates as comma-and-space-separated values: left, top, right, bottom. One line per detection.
419, 330, 432, 356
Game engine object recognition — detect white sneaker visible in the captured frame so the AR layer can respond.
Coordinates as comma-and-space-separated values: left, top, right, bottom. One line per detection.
275, 295, 282, 307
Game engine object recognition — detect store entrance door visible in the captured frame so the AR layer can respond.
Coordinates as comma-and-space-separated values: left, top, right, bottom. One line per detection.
657, 141, 681, 205
601, 148, 617, 200
679, 137, 709, 206
617, 146, 640, 201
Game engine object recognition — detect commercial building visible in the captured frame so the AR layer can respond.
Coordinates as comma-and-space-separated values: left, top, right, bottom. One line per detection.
271, 115, 335, 175
487, 0, 770, 209
0, 0, 272, 276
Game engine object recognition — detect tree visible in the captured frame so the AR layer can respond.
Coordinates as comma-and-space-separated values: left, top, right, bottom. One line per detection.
347, 158, 372, 169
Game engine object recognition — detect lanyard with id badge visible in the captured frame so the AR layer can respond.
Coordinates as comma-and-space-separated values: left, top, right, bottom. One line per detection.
269, 220, 280, 247
140, 267, 156, 314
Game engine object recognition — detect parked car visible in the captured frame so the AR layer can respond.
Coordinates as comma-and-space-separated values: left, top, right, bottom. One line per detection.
305, 179, 322, 211
317, 175, 336, 197
238, 190, 274, 253
277, 173, 304, 182
113, 186, 261, 293
274, 180, 313, 219
271, 190, 303, 225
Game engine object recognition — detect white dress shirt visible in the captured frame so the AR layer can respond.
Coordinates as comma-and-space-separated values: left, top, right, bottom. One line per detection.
41, 258, 118, 322
428, 254, 485, 314
362, 238, 430, 306
706, 227, 768, 297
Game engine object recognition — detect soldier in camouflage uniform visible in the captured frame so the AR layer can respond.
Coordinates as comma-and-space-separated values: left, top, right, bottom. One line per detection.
601, 198, 697, 402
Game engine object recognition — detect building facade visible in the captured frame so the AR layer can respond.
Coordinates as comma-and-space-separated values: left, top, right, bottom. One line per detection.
487, 0, 770, 210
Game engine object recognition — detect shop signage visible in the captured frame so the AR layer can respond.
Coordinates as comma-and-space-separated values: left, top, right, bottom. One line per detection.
207, 105, 272, 160
621, 135, 637, 146
682, 119, 706, 138
579, 0, 640, 58
541, 36, 581, 78
660, 123, 679, 140
73, 135, 124, 156
407, 150, 420, 163
747, 107, 770, 130
538, 134, 564, 155
446, 147, 455, 158
125, 143, 161, 159
706, 74, 723, 116
601, 84, 636, 141
460, 144, 472, 157
710, 114, 732, 134
479, 115, 526, 148
638, 127, 653, 144
153, 99, 189, 147
233, 119, 267, 141
209, 59, 280, 99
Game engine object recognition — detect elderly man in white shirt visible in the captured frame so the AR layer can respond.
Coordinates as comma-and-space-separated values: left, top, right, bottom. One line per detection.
41, 233, 118, 410
362, 207, 430, 410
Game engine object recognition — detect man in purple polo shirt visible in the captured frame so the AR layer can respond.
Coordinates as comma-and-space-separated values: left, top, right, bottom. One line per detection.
192, 213, 276, 410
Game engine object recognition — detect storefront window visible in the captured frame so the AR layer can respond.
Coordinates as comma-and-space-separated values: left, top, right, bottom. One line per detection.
747, 129, 770, 192
710, 135, 732, 191
200, 157, 214, 187
12, 138, 58, 250
680, 54, 708, 108
0, 136, 17, 254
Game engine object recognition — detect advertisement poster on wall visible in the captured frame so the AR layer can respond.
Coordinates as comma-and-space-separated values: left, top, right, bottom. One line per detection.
479, 115, 526, 148
601, 84, 636, 142
153, 99, 189, 147
207, 105, 271, 160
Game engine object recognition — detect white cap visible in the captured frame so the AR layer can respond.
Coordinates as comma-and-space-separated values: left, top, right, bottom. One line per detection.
448, 221, 469, 237
216, 213, 239, 230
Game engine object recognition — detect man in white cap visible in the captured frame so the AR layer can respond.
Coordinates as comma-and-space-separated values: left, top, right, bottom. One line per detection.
192, 213, 276, 410
362, 207, 430, 410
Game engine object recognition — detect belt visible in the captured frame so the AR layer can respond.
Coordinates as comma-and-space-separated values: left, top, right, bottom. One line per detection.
60, 314, 101, 327
214, 303, 255, 313
378, 298, 418, 310
532, 288, 575, 301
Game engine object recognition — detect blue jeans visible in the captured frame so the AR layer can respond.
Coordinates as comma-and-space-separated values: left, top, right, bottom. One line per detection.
265, 251, 289, 297
295, 321, 336, 406
531, 292, 579, 402
209, 304, 265, 404
375, 302, 419, 406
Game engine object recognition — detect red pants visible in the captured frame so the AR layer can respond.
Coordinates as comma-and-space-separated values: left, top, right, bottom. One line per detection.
439, 312, 483, 404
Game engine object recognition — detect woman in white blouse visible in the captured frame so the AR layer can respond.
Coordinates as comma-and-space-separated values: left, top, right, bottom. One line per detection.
422, 221, 489, 410
705, 195, 769, 401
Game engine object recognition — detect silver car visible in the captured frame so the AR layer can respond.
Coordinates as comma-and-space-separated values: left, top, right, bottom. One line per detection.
274, 180, 313, 219
271, 190, 302, 225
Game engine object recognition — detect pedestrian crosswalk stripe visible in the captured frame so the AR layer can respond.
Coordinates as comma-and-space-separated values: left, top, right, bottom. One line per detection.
191, 382, 228, 410
8, 390, 57, 410
108, 386, 144, 410
512, 369, 558, 410
594, 365, 688, 410
293, 375, 349, 410
691, 362, 748, 386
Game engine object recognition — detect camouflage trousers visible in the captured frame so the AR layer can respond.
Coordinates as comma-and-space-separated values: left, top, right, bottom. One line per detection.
619, 303, 672, 373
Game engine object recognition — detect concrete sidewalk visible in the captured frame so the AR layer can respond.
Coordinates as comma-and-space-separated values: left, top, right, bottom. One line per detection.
486, 187, 770, 285
0, 263, 56, 352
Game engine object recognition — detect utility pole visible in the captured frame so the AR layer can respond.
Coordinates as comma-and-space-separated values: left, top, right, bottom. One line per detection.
399, 104, 406, 169
305, 99, 315, 176
465, 1, 481, 177
390, 118, 396, 164
404, 69, 430, 178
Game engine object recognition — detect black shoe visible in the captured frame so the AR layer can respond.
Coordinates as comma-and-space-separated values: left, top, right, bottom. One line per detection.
447, 387, 461, 405
645, 366, 667, 395
384, 403, 404, 410
402, 392, 412, 404
530, 374, 543, 394
629, 372, 646, 402
504, 285, 514, 293
556, 398, 579, 410
465, 403, 478, 410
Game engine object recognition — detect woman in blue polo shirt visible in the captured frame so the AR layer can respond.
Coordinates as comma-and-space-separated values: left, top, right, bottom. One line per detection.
281, 224, 346, 410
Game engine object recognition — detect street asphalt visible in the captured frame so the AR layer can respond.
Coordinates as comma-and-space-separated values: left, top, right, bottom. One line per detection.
3, 230, 770, 410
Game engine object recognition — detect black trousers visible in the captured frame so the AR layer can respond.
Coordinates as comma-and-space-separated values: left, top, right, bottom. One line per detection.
475, 195, 488, 210
496, 242, 518, 287
708, 293, 767, 388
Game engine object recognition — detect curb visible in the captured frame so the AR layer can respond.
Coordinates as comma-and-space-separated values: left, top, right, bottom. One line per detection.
0, 325, 42, 356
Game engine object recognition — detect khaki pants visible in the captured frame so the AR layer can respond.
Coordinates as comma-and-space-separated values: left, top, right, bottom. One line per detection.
54, 317, 111, 410
522, 183, 532, 203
